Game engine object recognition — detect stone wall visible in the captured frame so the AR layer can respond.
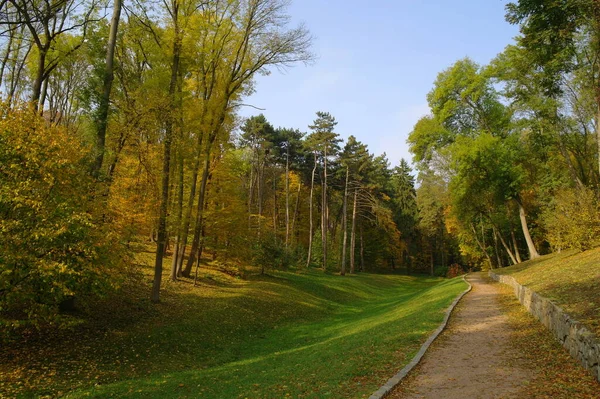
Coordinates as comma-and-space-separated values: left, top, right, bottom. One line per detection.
489, 272, 600, 382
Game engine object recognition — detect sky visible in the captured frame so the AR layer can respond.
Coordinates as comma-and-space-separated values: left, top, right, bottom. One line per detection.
238, 0, 520, 170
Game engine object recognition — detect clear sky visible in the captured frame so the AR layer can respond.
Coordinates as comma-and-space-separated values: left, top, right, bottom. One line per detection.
239, 0, 520, 169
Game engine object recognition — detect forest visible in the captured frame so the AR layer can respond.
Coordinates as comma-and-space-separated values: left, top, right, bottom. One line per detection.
0, 0, 599, 336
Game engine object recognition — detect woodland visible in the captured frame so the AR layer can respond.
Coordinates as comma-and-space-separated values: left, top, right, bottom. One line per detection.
0, 0, 599, 360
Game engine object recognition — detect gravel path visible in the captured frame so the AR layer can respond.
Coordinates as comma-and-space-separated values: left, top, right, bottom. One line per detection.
388, 273, 533, 399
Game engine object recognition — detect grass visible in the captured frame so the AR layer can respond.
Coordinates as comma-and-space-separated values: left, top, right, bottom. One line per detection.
0, 251, 467, 399
492, 247, 600, 336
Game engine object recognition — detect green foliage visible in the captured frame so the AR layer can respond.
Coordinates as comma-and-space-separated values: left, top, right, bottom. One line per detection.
0, 106, 123, 330
433, 265, 449, 277
541, 186, 600, 251
427, 57, 510, 137
407, 115, 450, 164
253, 233, 297, 272
450, 134, 526, 207
505, 0, 596, 96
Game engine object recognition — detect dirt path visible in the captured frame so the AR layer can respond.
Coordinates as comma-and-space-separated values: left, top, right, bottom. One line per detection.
388, 273, 533, 399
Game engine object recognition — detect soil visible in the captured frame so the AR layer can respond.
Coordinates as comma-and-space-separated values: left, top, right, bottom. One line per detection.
387, 272, 533, 399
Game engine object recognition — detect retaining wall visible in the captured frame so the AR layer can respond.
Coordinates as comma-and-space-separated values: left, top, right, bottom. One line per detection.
489, 272, 600, 382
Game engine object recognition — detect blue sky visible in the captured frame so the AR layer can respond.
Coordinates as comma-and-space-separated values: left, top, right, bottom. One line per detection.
239, 1, 520, 169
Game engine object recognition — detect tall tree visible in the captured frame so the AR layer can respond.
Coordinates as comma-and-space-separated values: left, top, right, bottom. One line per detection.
307, 111, 340, 270
506, 0, 600, 176
151, 0, 187, 303
182, 0, 313, 276
5, 0, 98, 109
92, 0, 122, 176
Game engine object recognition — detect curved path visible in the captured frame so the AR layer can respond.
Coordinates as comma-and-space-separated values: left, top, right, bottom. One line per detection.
388, 273, 533, 399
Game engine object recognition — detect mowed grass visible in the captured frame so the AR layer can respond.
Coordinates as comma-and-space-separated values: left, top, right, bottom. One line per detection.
0, 253, 467, 399
493, 247, 600, 336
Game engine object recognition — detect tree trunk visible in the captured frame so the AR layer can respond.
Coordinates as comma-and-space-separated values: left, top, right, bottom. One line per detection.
7, 29, 31, 108
151, 10, 181, 303
0, 28, 14, 87
285, 148, 290, 247
492, 226, 502, 268
258, 155, 263, 238
248, 161, 254, 230
92, 0, 122, 176
38, 76, 48, 114
350, 188, 357, 274
322, 145, 328, 270
31, 46, 47, 109
340, 165, 349, 275
273, 172, 277, 239
291, 181, 301, 245
470, 222, 493, 268
175, 150, 201, 276
360, 225, 364, 272
182, 150, 211, 277
193, 225, 206, 286
596, 101, 600, 181
495, 226, 518, 266
170, 154, 184, 281
430, 238, 435, 276
511, 228, 522, 263
306, 153, 317, 268
516, 198, 539, 259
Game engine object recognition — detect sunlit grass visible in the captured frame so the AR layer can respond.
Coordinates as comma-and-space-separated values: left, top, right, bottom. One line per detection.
494, 247, 600, 336
0, 255, 466, 399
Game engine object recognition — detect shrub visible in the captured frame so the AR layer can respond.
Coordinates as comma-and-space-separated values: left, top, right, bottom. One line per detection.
446, 263, 464, 278
433, 265, 449, 277
253, 232, 296, 273
0, 106, 123, 330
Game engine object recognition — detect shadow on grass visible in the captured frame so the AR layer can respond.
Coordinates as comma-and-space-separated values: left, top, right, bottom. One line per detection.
0, 268, 465, 399
64, 278, 466, 399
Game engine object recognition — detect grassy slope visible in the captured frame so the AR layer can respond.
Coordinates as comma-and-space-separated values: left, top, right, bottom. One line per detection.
493, 247, 600, 336
0, 254, 466, 399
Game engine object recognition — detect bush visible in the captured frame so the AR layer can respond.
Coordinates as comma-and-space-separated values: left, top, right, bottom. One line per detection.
446, 263, 464, 278
541, 187, 600, 252
433, 265, 449, 277
0, 106, 124, 330
253, 232, 296, 273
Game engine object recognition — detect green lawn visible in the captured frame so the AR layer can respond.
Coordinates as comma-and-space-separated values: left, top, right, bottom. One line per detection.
1, 258, 466, 399
493, 247, 600, 336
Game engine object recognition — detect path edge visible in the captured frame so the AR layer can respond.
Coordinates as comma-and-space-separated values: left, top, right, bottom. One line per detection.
489, 271, 600, 382
368, 274, 473, 399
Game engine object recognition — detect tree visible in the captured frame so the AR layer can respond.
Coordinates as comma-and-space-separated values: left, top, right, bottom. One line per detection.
180, 0, 313, 278
506, 0, 600, 176
151, 0, 190, 303
4, 0, 98, 110
409, 57, 540, 262
271, 127, 305, 247
307, 111, 340, 270
92, 0, 122, 176
416, 170, 447, 275
338, 135, 370, 274
389, 159, 418, 269
239, 114, 276, 238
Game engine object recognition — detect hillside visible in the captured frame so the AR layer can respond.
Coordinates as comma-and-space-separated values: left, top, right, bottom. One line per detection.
492, 248, 600, 336
0, 258, 467, 398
